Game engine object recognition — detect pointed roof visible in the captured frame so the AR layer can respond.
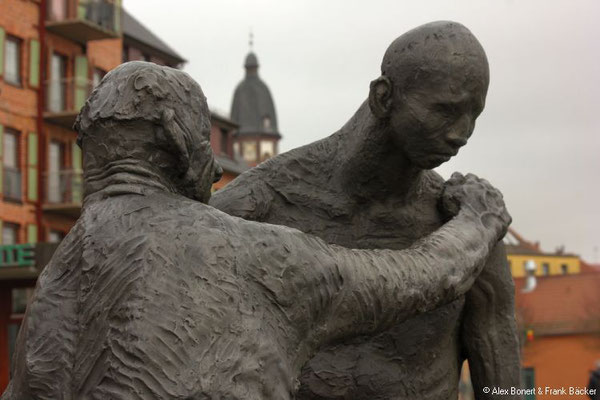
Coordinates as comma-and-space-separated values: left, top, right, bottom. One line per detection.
122, 8, 186, 66
231, 52, 281, 138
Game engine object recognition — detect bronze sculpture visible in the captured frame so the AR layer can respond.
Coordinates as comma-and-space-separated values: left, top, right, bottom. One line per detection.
212, 21, 521, 399
2, 60, 511, 399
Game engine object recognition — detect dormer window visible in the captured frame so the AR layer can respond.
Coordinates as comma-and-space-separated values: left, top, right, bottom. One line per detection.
263, 117, 271, 130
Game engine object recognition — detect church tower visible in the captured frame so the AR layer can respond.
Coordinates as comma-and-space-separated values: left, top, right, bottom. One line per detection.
231, 42, 281, 166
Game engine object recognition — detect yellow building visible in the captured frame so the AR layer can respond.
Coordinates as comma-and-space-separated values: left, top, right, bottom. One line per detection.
504, 228, 581, 278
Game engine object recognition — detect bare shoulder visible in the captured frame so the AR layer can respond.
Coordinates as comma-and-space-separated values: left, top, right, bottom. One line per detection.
211, 136, 339, 220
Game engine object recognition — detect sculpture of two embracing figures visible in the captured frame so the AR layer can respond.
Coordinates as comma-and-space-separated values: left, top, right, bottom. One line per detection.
2, 21, 521, 400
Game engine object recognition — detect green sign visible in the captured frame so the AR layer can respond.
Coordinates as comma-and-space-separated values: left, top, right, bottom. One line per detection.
0, 244, 35, 268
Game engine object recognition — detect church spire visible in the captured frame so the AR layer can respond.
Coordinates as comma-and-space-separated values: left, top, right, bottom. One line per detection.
244, 31, 259, 74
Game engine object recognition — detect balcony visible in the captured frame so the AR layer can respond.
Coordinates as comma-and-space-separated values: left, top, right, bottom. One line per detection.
43, 170, 83, 218
46, 0, 120, 44
43, 77, 93, 129
2, 168, 22, 202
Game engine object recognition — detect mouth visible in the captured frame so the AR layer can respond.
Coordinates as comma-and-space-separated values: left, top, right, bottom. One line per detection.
434, 154, 452, 163
433, 148, 459, 159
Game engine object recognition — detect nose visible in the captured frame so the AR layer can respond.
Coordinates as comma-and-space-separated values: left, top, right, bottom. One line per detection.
445, 133, 468, 149
212, 162, 223, 183
445, 117, 473, 149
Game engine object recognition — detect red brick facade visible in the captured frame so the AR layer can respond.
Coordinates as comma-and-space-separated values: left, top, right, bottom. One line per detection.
0, 0, 122, 388
0, 0, 40, 245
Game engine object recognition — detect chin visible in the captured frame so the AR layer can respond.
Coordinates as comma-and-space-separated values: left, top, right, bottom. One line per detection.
413, 159, 444, 170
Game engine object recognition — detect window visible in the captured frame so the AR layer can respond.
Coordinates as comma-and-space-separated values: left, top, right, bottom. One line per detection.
122, 45, 129, 63
48, 52, 67, 112
47, 141, 65, 203
48, 230, 65, 243
521, 368, 536, 400
47, 0, 68, 21
5, 35, 21, 85
3, 129, 18, 168
561, 264, 568, 274
242, 141, 257, 163
263, 116, 271, 130
220, 129, 229, 156
9, 287, 35, 372
260, 140, 274, 161
92, 68, 106, 88
11, 288, 34, 315
542, 263, 550, 276
2, 222, 19, 245
3, 128, 21, 200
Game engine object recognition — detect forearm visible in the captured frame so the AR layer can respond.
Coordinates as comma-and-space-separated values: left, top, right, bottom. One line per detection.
323, 212, 498, 341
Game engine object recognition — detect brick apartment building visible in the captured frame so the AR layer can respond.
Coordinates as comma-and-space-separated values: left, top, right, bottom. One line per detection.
0, 1, 244, 390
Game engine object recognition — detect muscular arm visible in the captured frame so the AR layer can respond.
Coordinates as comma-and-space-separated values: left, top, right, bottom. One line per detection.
245, 174, 510, 356
461, 242, 522, 400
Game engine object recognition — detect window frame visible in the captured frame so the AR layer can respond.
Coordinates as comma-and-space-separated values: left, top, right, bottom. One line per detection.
3, 127, 19, 169
92, 67, 106, 88
48, 229, 65, 243
47, 51, 68, 113
2, 222, 20, 245
4, 35, 22, 86
541, 263, 550, 276
3, 128, 22, 202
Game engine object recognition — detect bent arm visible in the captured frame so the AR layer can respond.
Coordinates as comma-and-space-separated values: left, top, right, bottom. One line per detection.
461, 243, 522, 400
319, 211, 499, 342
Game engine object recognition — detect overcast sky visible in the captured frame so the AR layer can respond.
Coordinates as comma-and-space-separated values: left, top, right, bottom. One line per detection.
125, 0, 600, 262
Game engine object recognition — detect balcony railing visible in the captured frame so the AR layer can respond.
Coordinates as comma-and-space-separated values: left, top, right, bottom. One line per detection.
43, 169, 83, 217
2, 167, 22, 202
46, 0, 120, 43
43, 78, 93, 128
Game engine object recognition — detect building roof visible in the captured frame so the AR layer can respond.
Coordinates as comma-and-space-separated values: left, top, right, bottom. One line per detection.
515, 271, 600, 336
245, 52, 259, 68
230, 52, 281, 138
215, 155, 249, 175
504, 227, 542, 255
504, 227, 578, 257
122, 8, 186, 65
582, 261, 600, 273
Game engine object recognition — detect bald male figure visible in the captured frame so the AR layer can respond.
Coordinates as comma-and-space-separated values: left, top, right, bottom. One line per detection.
211, 21, 521, 399
2, 62, 511, 400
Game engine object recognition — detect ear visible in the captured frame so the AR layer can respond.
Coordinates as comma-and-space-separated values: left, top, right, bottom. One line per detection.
161, 108, 190, 174
368, 75, 393, 118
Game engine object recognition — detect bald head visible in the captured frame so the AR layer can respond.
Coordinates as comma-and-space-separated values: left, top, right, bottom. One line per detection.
367, 22, 490, 170
75, 61, 210, 148
75, 62, 220, 203
381, 21, 489, 93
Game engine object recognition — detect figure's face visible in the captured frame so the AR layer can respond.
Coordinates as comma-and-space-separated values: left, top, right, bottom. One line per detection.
389, 66, 488, 170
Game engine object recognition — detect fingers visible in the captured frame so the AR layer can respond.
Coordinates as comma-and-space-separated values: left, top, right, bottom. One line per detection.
447, 172, 465, 186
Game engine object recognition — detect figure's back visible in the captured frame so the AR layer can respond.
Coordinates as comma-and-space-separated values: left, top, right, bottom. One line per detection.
5, 193, 178, 399
5, 191, 313, 400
